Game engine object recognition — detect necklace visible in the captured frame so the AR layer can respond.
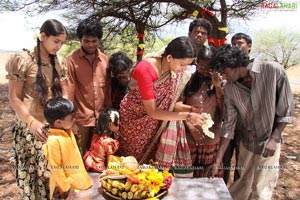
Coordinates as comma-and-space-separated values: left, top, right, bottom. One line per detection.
199, 82, 209, 111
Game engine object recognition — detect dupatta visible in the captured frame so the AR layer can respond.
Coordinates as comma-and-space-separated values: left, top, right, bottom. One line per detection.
139, 70, 192, 170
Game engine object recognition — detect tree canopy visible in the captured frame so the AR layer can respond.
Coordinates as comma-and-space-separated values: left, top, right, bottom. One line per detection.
252, 28, 300, 69
1, 0, 275, 61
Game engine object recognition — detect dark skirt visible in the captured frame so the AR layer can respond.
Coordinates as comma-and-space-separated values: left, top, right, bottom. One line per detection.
12, 120, 50, 200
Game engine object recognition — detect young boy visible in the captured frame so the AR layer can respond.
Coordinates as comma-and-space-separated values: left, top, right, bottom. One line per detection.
43, 97, 92, 199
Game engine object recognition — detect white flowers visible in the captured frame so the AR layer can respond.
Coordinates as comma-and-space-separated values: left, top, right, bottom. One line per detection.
201, 113, 215, 139
33, 32, 41, 41
110, 111, 119, 123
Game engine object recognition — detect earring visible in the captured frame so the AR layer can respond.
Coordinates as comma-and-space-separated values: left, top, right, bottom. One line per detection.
171, 71, 177, 79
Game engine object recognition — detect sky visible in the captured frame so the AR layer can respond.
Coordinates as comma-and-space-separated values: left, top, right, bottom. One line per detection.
165, 3, 300, 42
0, 11, 67, 51
229, 6, 300, 36
1, 2, 300, 51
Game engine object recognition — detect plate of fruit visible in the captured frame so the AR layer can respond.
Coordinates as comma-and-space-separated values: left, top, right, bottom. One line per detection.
99, 156, 173, 199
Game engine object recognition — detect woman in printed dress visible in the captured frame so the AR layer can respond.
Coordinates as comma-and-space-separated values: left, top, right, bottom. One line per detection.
118, 36, 206, 172
5, 19, 68, 199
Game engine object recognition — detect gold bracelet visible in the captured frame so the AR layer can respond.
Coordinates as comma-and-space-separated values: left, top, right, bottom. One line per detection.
27, 117, 36, 128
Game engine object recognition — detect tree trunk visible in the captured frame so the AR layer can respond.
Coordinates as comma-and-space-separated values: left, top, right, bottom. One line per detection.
198, 8, 227, 47
136, 30, 145, 63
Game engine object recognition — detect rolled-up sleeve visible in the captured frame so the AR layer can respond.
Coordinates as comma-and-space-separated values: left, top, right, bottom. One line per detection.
275, 70, 294, 124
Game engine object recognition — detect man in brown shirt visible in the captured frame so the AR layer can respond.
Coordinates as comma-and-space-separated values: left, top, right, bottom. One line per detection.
67, 18, 109, 155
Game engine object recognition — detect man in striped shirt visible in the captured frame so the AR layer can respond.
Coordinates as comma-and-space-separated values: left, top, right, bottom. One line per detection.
208, 44, 294, 200
222, 32, 253, 185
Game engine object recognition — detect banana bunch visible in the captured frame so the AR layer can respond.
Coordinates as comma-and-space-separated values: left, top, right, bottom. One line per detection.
102, 178, 152, 199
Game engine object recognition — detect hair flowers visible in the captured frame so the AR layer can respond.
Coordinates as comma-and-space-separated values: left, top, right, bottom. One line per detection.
110, 111, 119, 123
33, 32, 42, 41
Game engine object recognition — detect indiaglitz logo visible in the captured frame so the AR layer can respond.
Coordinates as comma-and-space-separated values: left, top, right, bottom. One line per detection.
260, 1, 298, 11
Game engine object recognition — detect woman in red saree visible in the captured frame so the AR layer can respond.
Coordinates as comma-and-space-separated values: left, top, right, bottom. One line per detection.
118, 36, 206, 173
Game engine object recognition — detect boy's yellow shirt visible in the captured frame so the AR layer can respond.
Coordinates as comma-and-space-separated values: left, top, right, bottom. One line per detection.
43, 128, 92, 199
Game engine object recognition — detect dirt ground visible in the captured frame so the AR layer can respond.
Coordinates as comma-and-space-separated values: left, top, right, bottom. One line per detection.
0, 53, 300, 199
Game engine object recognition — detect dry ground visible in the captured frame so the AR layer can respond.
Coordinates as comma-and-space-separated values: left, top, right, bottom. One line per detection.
0, 53, 299, 199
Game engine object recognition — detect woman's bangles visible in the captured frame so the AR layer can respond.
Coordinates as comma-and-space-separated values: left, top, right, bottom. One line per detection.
27, 116, 36, 128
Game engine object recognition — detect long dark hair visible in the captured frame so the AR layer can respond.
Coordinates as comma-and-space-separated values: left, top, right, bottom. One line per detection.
97, 108, 119, 137
162, 36, 197, 59
35, 19, 67, 106
108, 51, 133, 77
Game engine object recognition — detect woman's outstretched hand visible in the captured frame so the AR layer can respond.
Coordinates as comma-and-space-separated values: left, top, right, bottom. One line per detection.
188, 112, 206, 127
